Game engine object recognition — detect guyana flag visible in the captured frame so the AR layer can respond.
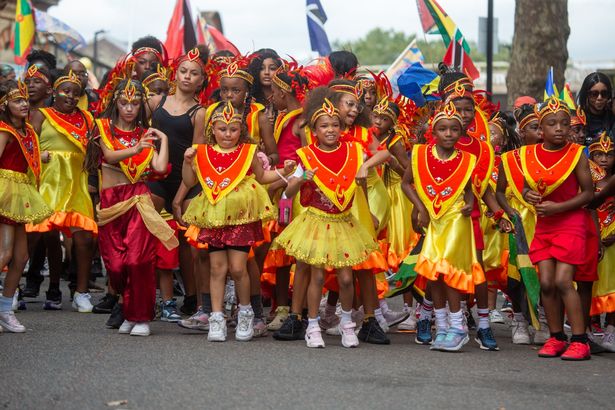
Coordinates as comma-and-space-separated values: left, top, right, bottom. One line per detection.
507, 216, 541, 328
416, 0, 470, 51
13, 0, 36, 64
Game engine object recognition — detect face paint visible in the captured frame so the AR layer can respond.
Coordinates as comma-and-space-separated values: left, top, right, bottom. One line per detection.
57, 91, 69, 98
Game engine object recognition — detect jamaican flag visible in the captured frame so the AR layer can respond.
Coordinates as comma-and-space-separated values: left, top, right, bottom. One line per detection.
385, 235, 424, 301
507, 215, 541, 328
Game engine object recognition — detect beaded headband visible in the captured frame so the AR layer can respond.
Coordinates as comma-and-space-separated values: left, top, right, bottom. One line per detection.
310, 98, 340, 126
211, 101, 243, 125
432, 101, 463, 127
25, 65, 50, 85
589, 132, 614, 154
372, 97, 397, 122
53, 70, 82, 90
570, 106, 587, 127
271, 66, 291, 93
142, 65, 168, 96
0, 79, 29, 106
534, 96, 570, 122
330, 82, 364, 100
132, 47, 163, 62
114, 80, 143, 103
219, 61, 254, 85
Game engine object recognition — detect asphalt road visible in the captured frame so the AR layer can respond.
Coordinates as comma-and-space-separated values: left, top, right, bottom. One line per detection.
0, 280, 613, 410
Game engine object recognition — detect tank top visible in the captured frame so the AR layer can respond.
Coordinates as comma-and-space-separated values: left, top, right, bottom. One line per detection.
151, 95, 201, 181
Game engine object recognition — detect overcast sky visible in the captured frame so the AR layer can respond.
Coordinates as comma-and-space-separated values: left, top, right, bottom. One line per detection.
48, 0, 613, 62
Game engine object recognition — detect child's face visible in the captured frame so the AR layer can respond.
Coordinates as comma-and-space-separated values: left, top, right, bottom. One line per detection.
220, 77, 249, 109
313, 115, 341, 147
270, 83, 287, 111
520, 120, 541, 145
433, 118, 462, 150
337, 93, 361, 128
212, 120, 242, 149
146, 79, 169, 97
591, 150, 615, 172
539, 111, 571, 146
117, 96, 141, 124
371, 113, 394, 137
568, 124, 586, 144
363, 87, 376, 109
451, 97, 475, 130
54, 82, 81, 113
259, 58, 279, 88
4, 97, 29, 121
489, 123, 504, 154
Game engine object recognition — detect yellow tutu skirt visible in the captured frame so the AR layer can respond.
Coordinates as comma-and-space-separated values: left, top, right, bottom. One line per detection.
183, 176, 275, 228
350, 188, 388, 272
592, 227, 615, 315
480, 210, 509, 290
271, 207, 378, 269
385, 175, 419, 269
415, 199, 485, 293
0, 169, 52, 224
28, 151, 96, 234
366, 168, 390, 235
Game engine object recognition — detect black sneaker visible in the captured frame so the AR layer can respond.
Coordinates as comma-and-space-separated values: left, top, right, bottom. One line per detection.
22, 277, 44, 298
273, 314, 304, 340
105, 303, 124, 329
43, 288, 62, 310
358, 317, 391, 344
93, 293, 118, 314
466, 311, 477, 331
180, 294, 198, 316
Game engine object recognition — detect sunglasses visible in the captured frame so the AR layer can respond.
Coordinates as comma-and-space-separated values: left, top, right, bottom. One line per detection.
588, 90, 611, 99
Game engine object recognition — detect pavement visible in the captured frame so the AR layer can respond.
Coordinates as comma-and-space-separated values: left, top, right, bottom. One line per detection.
0, 280, 613, 410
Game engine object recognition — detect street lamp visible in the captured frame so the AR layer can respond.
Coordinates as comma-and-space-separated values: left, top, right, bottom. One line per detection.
93, 30, 106, 78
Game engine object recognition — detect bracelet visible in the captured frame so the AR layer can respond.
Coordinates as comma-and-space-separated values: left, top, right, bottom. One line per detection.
275, 168, 288, 183
302, 171, 308, 180
492, 209, 505, 222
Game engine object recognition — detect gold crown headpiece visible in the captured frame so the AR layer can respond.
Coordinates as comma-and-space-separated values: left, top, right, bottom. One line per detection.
0, 79, 29, 106
518, 109, 538, 130
53, 69, 82, 90
589, 132, 614, 154
272, 66, 292, 93
211, 101, 243, 125
25, 65, 50, 84
142, 65, 168, 96
114, 80, 143, 103
219, 56, 254, 85
432, 101, 463, 126
373, 97, 397, 123
534, 96, 570, 122
330, 82, 364, 100
570, 106, 587, 127
176, 48, 207, 73
310, 98, 340, 126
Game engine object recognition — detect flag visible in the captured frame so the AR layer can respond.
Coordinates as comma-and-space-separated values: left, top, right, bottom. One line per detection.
384, 39, 424, 96
543, 66, 559, 101
33, 8, 85, 52
397, 62, 439, 107
559, 83, 576, 110
416, 0, 468, 50
195, 15, 240, 56
442, 29, 480, 80
306, 0, 331, 56
13, 0, 36, 64
164, 0, 197, 60
385, 235, 424, 298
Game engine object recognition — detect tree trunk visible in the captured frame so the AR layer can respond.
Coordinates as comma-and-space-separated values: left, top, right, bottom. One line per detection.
506, 0, 569, 107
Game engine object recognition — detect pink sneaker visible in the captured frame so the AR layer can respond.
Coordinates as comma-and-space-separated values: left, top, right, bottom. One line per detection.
339, 321, 359, 348
305, 326, 325, 348
538, 337, 567, 358
561, 342, 591, 361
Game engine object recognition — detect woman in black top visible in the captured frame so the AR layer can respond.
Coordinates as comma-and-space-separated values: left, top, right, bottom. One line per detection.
578, 72, 614, 144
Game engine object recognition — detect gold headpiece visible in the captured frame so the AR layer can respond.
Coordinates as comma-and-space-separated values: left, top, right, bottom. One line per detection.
310, 98, 340, 126
219, 60, 254, 85
272, 66, 291, 93
0, 79, 29, 106
443, 79, 474, 104
330, 82, 364, 100
373, 97, 397, 122
589, 132, 614, 154
176, 48, 207, 73
518, 111, 538, 130
211, 101, 243, 125
53, 70, 82, 90
132, 47, 163, 62
570, 106, 587, 127
356, 78, 375, 91
489, 112, 504, 135
534, 96, 570, 122
25, 65, 49, 84
432, 101, 463, 126
142, 65, 168, 96
114, 80, 143, 103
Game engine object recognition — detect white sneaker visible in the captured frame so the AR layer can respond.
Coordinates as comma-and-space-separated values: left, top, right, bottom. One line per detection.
72, 292, 93, 313
377, 318, 390, 334
0, 311, 26, 333
11, 289, 19, 311
533, 319, 550, 345
208, 313, 227, 342
130, 322, 150, 336
339, 321, 359, 348
398, 307, 417, 331
489, 309, 505, 324
601, 331, 615, 352
236, 308, 255, 341
118, 320, 135, 334
384, 309, 410, 328
305, 326, 325, 348
511, 319, 531, 344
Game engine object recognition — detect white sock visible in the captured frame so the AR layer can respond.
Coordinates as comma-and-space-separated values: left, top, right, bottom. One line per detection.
449, 309, 464, 330
435, 308, 448, 333
374, 307, 385, 323
238, 304, 252, 313
379, 299, 389, 314
477, 308, 490, 330
340, 309, 352, 325
513, 312, 525, 322
419, 299, 434, 321
308, 317, 319, 329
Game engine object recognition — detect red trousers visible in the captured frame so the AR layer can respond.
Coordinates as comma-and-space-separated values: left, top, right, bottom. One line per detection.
99, 183, 157, 322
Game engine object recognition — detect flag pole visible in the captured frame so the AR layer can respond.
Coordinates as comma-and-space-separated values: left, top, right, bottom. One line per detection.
486, 0, 494, 100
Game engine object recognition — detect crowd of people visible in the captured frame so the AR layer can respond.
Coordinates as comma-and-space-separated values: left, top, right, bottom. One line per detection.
0, 36, 614, 361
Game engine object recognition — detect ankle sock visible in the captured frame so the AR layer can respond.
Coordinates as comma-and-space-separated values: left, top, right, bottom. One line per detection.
374, 307, 385, 323
308, 317, 319, 329
551, 331, 568, 342
250, 295, 263, 319
419, 299, 433, 321
477, 308, 490, 330
340, 309, 352, 325
434, 308, 448, 333
570, 333, 589, 344
238, 304, 252, 313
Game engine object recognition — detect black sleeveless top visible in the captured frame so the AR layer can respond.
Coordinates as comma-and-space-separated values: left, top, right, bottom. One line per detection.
151, 95, 201, 183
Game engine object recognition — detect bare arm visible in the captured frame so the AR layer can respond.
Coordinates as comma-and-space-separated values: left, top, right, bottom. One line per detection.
148, 128, 168, 174
388, 140, 410, 176
495, 162, 519, 218
101, 133, 157, 164
357, 149, 391, 179
181, 147, 197, 188
251, 152, 295, 185
191, 107, 206, 145
0, 132, 9, 158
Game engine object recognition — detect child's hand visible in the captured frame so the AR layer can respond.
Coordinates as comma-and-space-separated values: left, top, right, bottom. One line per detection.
303, 167, 318, 181
498, 218, 513, 233
355, 164, 368, 180
147, 128, 167, 142
535, 201, 560, 217
524, 189, 542, 205
41, 151, 50, 163
283, 160, 297, 174
460, 202, 473, 217
183, 147, 197, 164
135, 134, 157, 154
417, 208, 430, 230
